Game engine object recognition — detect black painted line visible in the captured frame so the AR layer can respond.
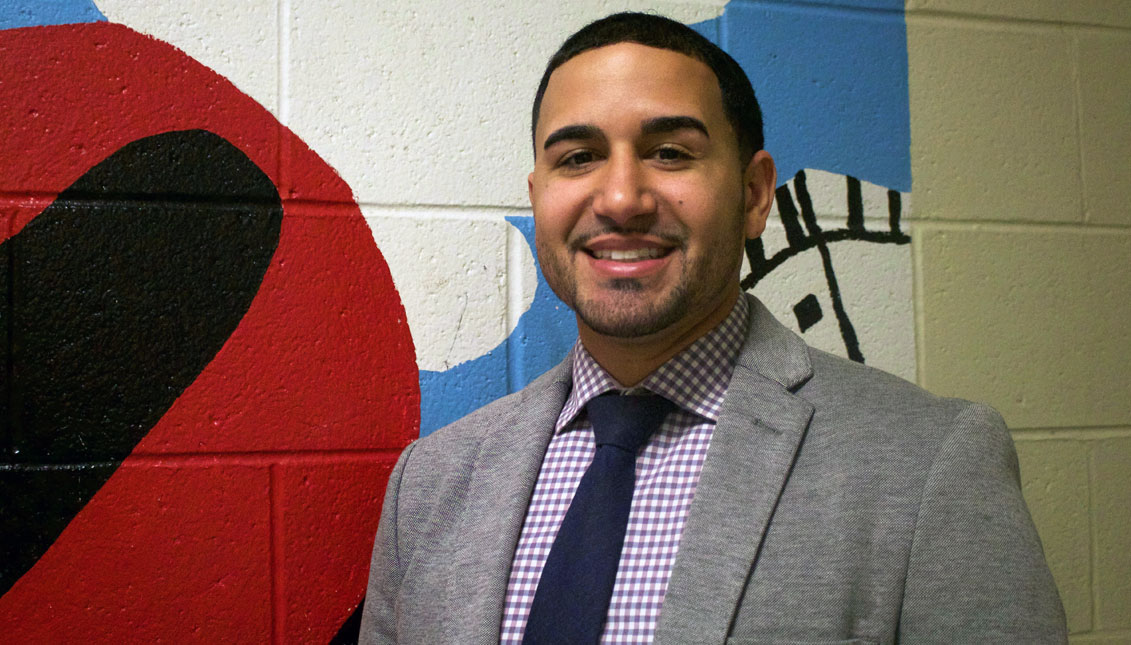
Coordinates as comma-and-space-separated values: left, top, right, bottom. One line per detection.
846, 175, 864, 232
775, 184, 808, 249
740, 226, 911, 290
888, 189, 903, 236
793, 171, 864, 363
743, 237, 767, 274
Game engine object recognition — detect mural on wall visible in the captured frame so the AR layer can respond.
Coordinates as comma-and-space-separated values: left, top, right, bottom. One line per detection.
0, 5, 418, 643
2, 0, 913, 642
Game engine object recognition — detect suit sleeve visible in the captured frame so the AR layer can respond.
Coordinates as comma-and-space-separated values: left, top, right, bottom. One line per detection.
359, 441, 417, 645
898, 403, 1067, 643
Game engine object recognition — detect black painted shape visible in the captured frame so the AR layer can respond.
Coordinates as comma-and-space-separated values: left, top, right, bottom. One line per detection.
792, 171, 864, 363
775, 184, 808, 249
741, 172, 911, 291
0, 129, 283, 596
329, 601, 364, 644
3, 221, 11, 459
744, 237, 766, 271
793, 293, 823, 333
887, 189, 903, 236
846, 176, 864, 232
0, 463, 117, 592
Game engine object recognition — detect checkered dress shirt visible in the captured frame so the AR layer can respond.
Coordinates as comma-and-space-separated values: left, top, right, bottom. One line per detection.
499, 295, 750, 644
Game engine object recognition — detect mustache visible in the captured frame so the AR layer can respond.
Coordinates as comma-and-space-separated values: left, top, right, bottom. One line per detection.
567, 225, 688, 253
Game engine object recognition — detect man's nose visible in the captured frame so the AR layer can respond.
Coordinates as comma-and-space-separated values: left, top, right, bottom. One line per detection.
592, 152, 656, 224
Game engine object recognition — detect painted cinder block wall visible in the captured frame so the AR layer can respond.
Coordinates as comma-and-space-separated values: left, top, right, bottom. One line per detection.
1, 0, 1128, 643
905, 1, 1131, 641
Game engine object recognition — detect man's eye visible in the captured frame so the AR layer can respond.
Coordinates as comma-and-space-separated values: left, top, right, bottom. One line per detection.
560, 151, 596, 168
654, 146, 692, 162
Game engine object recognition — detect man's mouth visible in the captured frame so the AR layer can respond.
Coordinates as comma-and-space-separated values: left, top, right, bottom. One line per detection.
588, 247, 668, 261
579, 233, 680, 264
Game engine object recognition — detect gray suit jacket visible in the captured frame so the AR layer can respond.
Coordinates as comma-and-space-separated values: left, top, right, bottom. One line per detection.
360, 295, 1066, 644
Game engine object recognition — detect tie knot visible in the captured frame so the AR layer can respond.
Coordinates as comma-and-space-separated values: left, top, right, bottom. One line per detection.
584, 392, 674, 453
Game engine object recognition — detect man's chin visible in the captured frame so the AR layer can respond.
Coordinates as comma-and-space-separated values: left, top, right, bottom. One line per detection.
574, 295, 686, 340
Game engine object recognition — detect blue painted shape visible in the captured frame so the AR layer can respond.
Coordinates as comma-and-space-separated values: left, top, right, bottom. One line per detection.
694, 0, 910, 191
1, 0, 105, 29
781, 0, 903, 9
418, 216, 577, 435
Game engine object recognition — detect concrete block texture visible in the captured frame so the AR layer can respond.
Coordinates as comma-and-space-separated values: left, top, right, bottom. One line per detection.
94, 0, 280, 113
916, 225, 1131, 429
365, 208, 537, 371
285, 0, 725, 207
908, 16, 1081, 222
0, 463, 272, 643
906, 0, 1131, 29
278, 458, 399, 643
1078, 31, 1131, 227
1014, 439, 1092, 633
1093, 437, 1131, 630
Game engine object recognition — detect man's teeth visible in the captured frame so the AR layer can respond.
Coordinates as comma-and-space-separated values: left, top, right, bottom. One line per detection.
592, 248, 664, 261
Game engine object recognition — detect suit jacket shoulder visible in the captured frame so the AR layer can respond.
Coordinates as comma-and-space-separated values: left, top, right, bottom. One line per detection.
360, 358, 572, 644
658, 296, 1066, 644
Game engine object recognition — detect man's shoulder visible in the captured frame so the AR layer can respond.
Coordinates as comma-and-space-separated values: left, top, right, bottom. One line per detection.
799, 345, 1008, 446
805, 346, 941, 406
386, 363, 570, 525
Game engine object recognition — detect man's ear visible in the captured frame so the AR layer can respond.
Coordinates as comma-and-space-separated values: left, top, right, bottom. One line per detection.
528, 171, 535, 207
743, 150, 776, 239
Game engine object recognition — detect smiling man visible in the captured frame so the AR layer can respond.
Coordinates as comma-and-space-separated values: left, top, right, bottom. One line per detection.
361, 13, 1065, 645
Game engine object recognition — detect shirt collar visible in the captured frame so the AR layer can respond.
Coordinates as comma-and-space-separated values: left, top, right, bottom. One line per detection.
555, 295, 749, 432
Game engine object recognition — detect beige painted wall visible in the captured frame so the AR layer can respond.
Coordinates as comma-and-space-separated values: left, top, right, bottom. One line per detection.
907, 1, 1131, 640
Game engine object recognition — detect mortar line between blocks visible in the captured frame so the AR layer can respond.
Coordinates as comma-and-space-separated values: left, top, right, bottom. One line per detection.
1069, 26, 1088, 224
5, 213, 13, 458
278, 0, 290, 126
904, 9, 1131, 33
506, 223, 522, 392
910, 226, 927, 387
1087, 443, 1099, 631
277, 0, 292, 197
0, 448, 410, 470
1010, 427, 1131, 440
1066, 629, 1131, 642
270, 463, 283, 645
358, 203, 531, 218
910, 219, 1131, 235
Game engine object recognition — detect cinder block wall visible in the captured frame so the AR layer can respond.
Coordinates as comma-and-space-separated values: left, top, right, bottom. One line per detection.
1, 0, 1127, 642
906, 1, 1131, 641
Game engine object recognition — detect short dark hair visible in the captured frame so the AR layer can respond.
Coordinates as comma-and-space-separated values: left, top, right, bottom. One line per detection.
531, 12, 764, 163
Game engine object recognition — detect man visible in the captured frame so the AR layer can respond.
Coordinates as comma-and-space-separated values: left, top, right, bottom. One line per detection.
361, 12, 1066, 644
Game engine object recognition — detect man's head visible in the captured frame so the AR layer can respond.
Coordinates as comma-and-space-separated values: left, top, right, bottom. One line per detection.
532, 12, 764, 164
527, 13, 777, 373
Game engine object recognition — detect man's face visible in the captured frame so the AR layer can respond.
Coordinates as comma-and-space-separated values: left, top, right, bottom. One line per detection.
529, 42, 773, 344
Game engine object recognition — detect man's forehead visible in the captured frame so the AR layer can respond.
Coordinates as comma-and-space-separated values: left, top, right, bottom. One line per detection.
536, 42, 725, 139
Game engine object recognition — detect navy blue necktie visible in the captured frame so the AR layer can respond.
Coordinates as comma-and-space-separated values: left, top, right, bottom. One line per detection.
522, 392, 675, 645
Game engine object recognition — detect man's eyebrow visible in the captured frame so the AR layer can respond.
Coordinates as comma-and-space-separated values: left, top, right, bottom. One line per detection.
543, 124, 602, 151
641, 116, 709, 138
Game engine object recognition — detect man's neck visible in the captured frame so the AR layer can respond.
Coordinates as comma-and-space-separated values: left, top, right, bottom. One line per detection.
577, 288, 741, 387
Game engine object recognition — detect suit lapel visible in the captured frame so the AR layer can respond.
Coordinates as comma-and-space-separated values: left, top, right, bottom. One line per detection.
654, 296, 815, 644
442, 362, 571, 643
